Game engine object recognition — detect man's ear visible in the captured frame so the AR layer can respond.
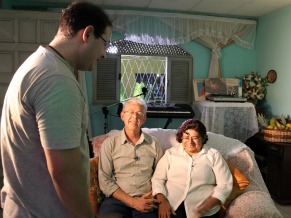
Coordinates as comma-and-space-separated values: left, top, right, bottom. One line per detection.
83, 25, 94, 41
141, 116, 147, 125
120, 111, 125, 122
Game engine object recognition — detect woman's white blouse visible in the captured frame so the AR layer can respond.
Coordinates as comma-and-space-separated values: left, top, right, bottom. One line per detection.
152, 145, 233, 217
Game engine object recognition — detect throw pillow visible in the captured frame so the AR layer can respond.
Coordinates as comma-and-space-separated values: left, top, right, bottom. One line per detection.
91, 135, 109, 157
219, 160, 250, 216
90, 130, 120, 157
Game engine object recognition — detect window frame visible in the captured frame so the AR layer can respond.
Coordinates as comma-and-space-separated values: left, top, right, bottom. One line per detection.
93, 54, 193, 105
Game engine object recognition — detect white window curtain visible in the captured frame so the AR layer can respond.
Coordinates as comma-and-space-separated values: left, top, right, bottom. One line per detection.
195, 37, 236, 78
106, 10, 257, 78
195, 37, 223, 78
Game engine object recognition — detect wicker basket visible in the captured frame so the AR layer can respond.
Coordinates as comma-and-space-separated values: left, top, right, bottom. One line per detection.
263, 128, 291, 143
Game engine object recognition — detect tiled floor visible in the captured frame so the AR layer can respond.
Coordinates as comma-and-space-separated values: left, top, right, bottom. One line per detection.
275, 201, 291, 218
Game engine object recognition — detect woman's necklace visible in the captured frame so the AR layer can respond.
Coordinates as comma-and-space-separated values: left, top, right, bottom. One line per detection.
47, 45, 65, 60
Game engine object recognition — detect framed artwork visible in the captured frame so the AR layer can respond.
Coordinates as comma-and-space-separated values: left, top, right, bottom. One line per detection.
205, 78, 239, 95
193, 79, 206, 101
266, 70, 277, 83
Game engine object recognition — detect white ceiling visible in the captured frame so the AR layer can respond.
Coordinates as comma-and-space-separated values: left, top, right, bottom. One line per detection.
7, 0, 291, 19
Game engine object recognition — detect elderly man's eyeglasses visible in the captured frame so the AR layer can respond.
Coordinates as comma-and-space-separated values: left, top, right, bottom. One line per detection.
123, 111, 145, 118
98, 35, 111, 48
182, 136, 201, 142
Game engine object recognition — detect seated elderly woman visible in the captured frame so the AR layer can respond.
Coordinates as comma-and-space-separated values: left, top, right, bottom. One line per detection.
151, 119, 233, 218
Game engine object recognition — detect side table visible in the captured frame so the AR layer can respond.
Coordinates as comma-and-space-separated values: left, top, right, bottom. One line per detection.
193, 101, 259, 142
245, 133, 291, 204
267, 139, 291, 204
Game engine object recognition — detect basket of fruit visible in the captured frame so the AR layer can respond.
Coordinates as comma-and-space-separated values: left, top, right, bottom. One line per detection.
258, 114, 291, 143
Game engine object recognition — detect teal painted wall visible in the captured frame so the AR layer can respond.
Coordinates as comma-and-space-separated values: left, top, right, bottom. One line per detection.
3, 0, 290, 136
0, 2, 259, 136
221, 44, 256, 78
181, 41, 256, 80
180, 41, 211, 79
89, 33, 257, 137
256, 5, 291, 117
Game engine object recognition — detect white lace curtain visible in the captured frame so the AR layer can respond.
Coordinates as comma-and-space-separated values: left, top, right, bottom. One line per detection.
106, 10, 257, 78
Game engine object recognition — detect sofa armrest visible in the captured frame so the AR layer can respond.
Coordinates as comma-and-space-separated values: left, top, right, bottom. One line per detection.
226, 191, 282, 218
89, 157, 104, 216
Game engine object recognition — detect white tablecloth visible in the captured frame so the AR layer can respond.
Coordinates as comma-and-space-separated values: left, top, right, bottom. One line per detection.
193, 101, 259, 143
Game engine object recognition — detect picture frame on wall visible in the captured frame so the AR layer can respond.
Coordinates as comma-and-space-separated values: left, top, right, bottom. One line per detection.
193, 79, 206, 101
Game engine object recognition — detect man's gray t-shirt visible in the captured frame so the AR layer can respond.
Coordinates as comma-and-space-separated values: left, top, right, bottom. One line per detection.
0, 46, 89, 217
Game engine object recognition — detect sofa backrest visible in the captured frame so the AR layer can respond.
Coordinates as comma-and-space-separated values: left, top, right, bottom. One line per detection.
90, 128, 271, 195
91, 128, 251, 160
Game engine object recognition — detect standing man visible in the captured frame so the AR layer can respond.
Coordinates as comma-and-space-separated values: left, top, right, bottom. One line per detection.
0, 1, 112, 217
98, 97, 164, 218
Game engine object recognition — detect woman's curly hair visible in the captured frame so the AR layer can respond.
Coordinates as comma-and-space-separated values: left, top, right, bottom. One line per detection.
176, 119, 208, 144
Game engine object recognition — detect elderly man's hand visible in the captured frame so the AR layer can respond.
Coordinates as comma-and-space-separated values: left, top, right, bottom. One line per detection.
132, 191, 159, 213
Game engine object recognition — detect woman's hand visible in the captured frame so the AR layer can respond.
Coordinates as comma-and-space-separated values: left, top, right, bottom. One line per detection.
156, 193, 176, 218
195, 196, 221, 216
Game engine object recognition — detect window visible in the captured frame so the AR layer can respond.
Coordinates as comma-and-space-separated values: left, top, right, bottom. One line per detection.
93, 40, 193, 105
121, 55, 166, 103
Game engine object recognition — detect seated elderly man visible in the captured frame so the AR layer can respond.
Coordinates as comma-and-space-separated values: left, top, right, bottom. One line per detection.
98, 97, 164, 218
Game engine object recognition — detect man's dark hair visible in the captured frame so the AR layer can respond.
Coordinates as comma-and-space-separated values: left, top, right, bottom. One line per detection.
59, 1, 112, 38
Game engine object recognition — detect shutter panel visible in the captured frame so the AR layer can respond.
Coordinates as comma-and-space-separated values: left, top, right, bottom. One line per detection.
167, 56, 193, 103
93, 55, 120, 104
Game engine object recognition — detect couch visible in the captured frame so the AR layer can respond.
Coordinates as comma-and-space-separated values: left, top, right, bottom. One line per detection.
90, 128, 282, 218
